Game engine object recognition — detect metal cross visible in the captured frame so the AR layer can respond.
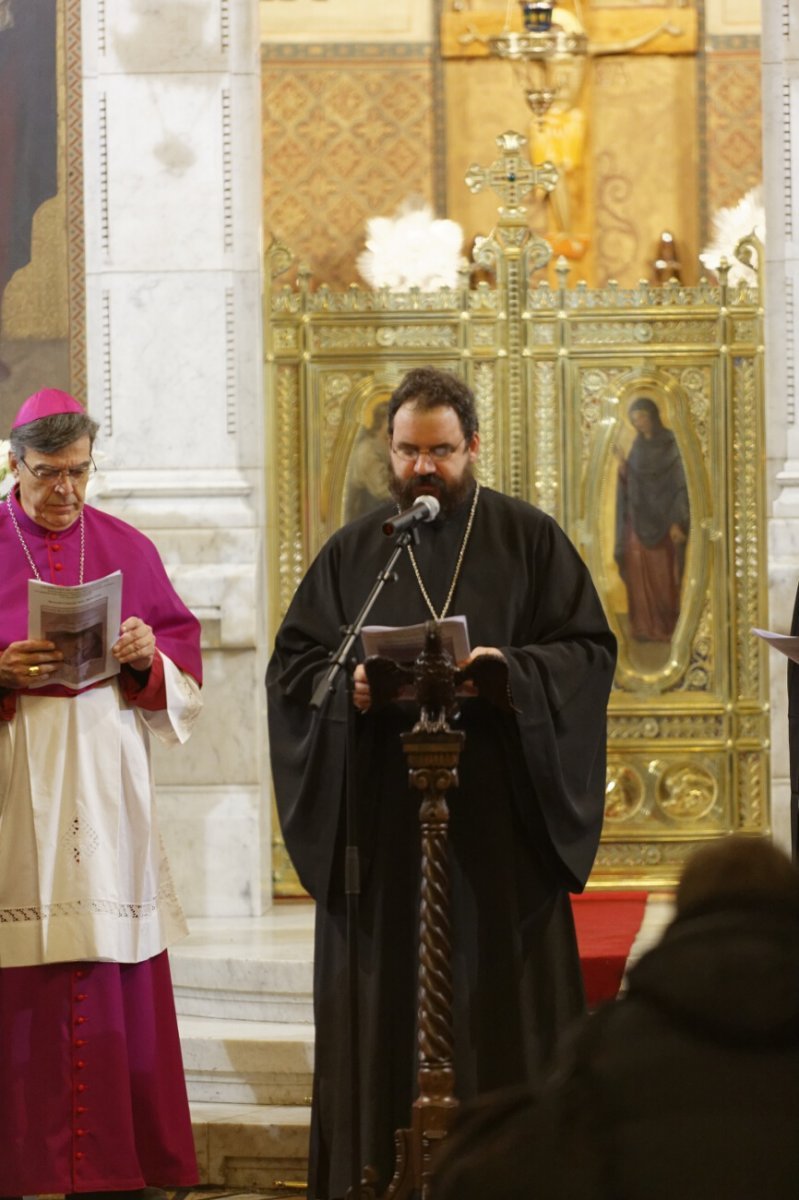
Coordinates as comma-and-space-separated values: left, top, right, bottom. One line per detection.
465, 129, 558, 208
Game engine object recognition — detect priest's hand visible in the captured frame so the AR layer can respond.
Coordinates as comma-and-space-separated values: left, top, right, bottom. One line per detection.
458, 646, 507, 696
0, 638, 63, 688
468, 646, 506, 663
353, 662, 371, 712
113, 616, 156, 672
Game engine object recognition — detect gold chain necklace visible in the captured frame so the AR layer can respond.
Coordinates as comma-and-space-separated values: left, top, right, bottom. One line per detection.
406, 483, 480, 620
6, 492, 86, 584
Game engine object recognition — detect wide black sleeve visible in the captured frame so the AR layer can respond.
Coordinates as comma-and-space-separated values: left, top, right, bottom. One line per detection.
499, 515, 617, 891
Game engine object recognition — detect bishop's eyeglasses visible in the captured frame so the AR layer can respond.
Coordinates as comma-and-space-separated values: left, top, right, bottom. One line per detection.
19, 457, 96, 484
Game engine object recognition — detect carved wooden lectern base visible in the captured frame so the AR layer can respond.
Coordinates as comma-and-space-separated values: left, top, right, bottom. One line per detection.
378, 726, 464, 1200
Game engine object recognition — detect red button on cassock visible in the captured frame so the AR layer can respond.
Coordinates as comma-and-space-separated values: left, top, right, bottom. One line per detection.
74, 1038, 88, 1048
75, 1151, 85, 1160
75, 992, 87, 1001
76, 1083, 87, 1093
75, 1059, 86, 1069
74, 970, 86, 979
54, 563, 63, 571
74, 1015, 87, 1025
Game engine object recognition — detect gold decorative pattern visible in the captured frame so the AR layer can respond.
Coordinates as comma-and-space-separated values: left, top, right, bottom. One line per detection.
593, 840, 702, 878
273, 367, 305, 618
737, 750, 765, 831
736, 712, 765, 741
608, 714, 726, 741
472, 362, 497, 487
656, 762, 719, 822
311, 324, 459, 351
604, 765, 645, 822
571, 319, 720, 346
733, 318, 759, 343
532, 360, 558, 516
732, 353, 763, 701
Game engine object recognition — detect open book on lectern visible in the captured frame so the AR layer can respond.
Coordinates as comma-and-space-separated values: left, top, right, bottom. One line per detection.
360, 615, 470, 665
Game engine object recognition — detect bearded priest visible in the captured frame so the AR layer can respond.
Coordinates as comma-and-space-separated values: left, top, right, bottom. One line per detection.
267, 366, 617, 1200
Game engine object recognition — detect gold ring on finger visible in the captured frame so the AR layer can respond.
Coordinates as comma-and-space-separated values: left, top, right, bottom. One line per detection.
28, 665, 41, 677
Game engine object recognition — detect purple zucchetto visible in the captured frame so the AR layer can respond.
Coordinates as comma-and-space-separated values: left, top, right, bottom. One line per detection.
12, 388, 85, 428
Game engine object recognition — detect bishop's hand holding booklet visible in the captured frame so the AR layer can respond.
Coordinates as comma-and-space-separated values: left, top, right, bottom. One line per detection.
27, 570, 123, 689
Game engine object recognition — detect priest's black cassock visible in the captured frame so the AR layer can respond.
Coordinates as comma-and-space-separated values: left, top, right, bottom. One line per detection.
266, 484, 617, 1200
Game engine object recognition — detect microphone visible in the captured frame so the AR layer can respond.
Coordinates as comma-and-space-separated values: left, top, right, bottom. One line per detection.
382, 494, 441, 536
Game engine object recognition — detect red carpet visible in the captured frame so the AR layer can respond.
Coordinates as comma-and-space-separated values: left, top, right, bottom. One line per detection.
571, 891, 649, 1007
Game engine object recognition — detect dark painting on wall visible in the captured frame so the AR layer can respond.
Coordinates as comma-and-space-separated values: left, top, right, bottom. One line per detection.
0, 0, 73, 437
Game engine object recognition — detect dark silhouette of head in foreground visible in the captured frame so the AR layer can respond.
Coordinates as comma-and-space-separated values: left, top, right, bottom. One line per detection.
432, 836, 799, 1200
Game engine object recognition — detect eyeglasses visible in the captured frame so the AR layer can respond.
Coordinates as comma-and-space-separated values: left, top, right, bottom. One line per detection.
19, 456, 96, 484
391, 441, 466, 463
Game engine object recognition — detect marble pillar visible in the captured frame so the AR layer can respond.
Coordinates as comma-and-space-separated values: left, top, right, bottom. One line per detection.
763, 2, 798, 855
80, 0, 269, 913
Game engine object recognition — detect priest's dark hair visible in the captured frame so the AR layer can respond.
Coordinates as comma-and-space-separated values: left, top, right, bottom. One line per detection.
387, 366, 479, 442
10, 412, 100, 458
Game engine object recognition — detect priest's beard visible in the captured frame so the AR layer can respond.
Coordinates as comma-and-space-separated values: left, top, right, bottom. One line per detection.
389, 463, 476, 518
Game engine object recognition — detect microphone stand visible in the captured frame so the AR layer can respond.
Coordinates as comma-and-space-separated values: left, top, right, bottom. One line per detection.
310, 525, 418, 1200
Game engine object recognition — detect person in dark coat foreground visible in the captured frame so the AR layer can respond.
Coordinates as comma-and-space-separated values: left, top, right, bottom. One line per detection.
787, 582, 799, 859
432, 835, 799, 1200
266, 367, 617, 1198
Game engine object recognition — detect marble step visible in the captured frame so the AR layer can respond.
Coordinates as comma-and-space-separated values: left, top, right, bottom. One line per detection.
191, 1100, 311, 1191
170, 907, 316, 1023
180, 1014, 315, 1105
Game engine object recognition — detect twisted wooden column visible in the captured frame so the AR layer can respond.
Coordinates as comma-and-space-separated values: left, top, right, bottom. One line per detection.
381, 727, 464, 1200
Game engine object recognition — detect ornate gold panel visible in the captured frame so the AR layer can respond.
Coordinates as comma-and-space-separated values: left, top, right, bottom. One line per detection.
265, 133, 768, 894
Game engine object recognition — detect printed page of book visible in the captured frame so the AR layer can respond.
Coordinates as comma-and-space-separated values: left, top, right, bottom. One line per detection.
361, 615, 470, 664
28, 570, 123, 690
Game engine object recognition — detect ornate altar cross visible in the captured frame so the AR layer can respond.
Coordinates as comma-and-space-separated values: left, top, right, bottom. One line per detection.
465, 130, 558, 216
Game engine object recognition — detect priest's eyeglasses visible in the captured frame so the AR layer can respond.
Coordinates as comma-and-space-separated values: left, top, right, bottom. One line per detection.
20, 457, 96, 484
391, 440, 466, 463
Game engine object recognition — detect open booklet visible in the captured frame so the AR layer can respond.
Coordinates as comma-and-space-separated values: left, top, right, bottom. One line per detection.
752, 627, 799, 665
361, 615, 470, 665
28, 570, 123, 690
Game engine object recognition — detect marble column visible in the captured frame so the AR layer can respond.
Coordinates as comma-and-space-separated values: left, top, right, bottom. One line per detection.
763, 2, 799, 854
80, 0, 268, 913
